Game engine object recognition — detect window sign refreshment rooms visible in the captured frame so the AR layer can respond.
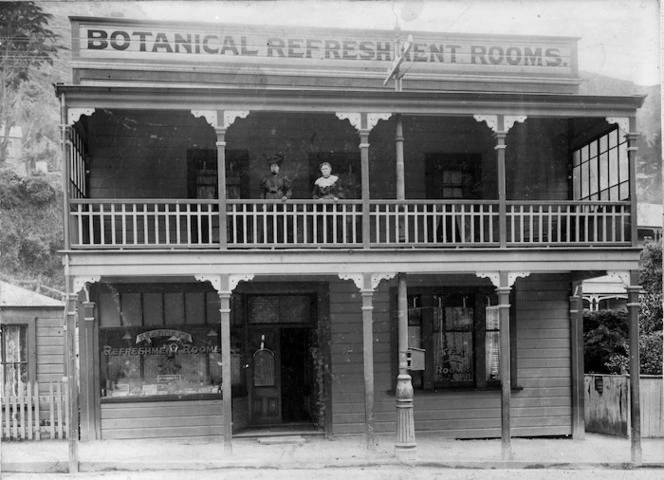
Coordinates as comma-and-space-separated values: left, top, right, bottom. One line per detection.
71, 18, 578, 80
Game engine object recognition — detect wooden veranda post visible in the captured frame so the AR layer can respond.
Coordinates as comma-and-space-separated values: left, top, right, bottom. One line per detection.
64, 275, 79, 472
569, 283, 585, 439
627, 271, 641, 465
218, 277, 233, 454
495, 120, 507, 248
497, 274, 512, 461
359, 119, 371, 249
216, 124, 228, 249
360, 273, 376, 451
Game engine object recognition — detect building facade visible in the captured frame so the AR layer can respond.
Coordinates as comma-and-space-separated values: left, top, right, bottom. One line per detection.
57, 17, 645, 458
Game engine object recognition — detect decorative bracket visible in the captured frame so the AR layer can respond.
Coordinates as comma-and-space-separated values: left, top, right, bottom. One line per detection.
371, 272, 396, 290
67, 108, 95, 126
606, 270, 630, 286
606, 117, 629, 135
366, 113, 391, 131
507, 271, 530, 287
335, 112, 362, 132
229, 274, 255, 291
473, 114, 498, 133
476, 271, 500, 287
223, 110, 250, 129
338, 273, 364, 290
191, 110, 218, 128
72, 275, 100, 297
194, 274, 222, 292
504, 115, 527, 132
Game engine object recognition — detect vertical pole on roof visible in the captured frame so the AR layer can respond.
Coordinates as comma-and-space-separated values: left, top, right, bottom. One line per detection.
627, 271, 642, 465
361, 273, 376, 451
498, 272, 512, 461
219, 275, 233, 454
569, 282, 585, 439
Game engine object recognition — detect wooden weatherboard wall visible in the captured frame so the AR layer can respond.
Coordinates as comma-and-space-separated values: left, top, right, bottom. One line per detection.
70, 17, 579, 93
328, 274, 572, 438
100, 399, 223, 440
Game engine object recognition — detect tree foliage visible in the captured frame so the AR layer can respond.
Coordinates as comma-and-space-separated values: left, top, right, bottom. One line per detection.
0, 167, 63, 289
0, 1, 60, 164
584, 241, 663, 375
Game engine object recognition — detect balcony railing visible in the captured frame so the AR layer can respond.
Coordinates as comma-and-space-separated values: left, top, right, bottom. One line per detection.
68, 199, 632, 250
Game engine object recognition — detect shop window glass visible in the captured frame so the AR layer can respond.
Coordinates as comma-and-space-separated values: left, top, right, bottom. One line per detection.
401, 289, 511, 390
98, 285, 243, 400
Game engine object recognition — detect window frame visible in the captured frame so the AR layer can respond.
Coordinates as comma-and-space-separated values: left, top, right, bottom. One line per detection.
390, 286, 517, 392
572, 127, 629, 201
0, 316, 37, 388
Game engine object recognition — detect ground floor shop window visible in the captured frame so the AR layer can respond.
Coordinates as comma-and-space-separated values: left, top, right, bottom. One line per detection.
398, 287, 515, 390
97, 284, 245, 400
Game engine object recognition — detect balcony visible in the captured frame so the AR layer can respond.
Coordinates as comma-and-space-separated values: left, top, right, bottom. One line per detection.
68, 199, 632, 250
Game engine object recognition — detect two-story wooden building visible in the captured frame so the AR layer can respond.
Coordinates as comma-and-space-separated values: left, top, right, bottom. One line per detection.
57, 16, 645, 462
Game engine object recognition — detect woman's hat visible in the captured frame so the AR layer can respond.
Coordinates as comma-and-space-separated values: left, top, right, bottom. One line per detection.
264, 152, 285, 166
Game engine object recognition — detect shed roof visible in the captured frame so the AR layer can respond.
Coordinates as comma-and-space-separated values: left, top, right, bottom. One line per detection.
0, 281, 64, 308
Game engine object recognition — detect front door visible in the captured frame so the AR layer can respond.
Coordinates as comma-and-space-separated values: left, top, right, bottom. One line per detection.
246, 294, 315, 426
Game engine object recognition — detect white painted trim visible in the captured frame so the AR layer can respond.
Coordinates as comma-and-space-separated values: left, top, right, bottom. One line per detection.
335, 112, 362, 131
338, 273, 363, 290
191, 110, 217, 128
473, 114, 498, 133
68, 108, 95, 126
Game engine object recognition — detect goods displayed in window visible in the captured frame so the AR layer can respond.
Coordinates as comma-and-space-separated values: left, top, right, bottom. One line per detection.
404, 289, 505, 390
101, 326, 222, 399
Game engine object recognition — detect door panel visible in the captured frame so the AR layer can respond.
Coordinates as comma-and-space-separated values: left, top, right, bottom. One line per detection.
248, 329, 281, 425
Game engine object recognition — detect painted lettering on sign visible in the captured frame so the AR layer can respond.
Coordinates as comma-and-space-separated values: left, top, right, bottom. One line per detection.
85, 29, 566, 68
102, 345, 221, 356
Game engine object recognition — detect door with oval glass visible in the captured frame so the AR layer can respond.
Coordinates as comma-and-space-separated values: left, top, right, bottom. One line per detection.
248, 329, 281, 425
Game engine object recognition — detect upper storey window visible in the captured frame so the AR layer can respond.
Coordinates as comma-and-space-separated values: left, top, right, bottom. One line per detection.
572, 128, 629, 201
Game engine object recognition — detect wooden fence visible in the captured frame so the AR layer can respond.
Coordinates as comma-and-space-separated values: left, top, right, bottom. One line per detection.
585, 374, 663, 438
1, 381, 69, 441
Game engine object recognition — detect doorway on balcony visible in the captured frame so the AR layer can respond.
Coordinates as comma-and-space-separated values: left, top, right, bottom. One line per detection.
243, 293, 320, 433
425, 153, 484, 244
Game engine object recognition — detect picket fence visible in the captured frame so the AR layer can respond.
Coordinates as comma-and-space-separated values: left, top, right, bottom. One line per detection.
1, 381, 69, 440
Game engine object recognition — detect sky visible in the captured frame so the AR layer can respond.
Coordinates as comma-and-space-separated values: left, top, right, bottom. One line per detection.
128, 0, 662, 86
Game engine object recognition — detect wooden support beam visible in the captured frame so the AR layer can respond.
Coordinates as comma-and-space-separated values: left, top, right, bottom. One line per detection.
361, 273, 375, 451
216, 128, 228, 249
218, 278, 233, 454
78, 301, 97, 441
360, 121, 371, 249
497, 274, 512, 461
569, 282, 585, 439
627, 271, 641, 465
64, 287, 79, 473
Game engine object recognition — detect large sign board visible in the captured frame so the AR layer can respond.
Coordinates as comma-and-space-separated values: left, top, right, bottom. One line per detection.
71, 17, 578, 83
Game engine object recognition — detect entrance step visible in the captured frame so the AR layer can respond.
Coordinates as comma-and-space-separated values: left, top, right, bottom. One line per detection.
256, 435, 307, 445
